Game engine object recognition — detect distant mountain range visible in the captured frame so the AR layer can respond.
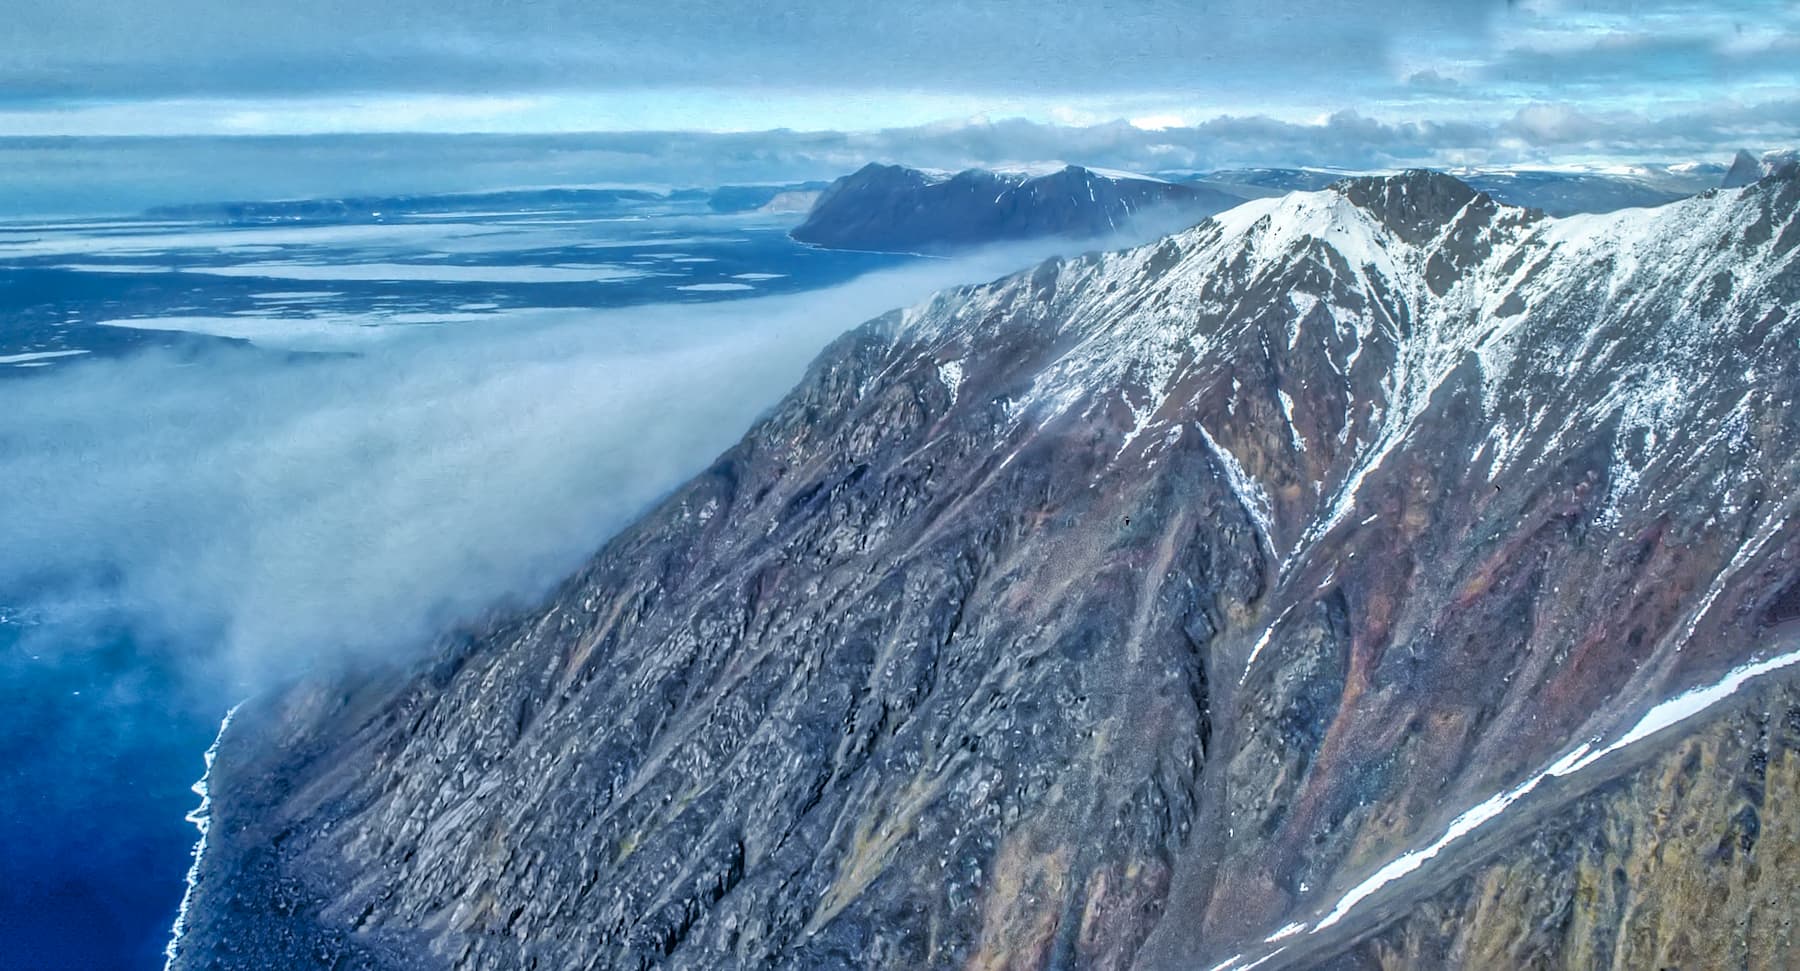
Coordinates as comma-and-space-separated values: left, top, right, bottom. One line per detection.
140, 152, 1786, 258
787, 156, 1759, 254
791, 163, 1243, 253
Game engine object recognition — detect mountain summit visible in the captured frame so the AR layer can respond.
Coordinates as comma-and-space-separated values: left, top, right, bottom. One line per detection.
173, 171, 1800, 971
1723, 148, 1800, 188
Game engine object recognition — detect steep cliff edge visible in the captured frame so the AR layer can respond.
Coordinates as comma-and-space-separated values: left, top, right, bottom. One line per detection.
172, 170, 1800, 971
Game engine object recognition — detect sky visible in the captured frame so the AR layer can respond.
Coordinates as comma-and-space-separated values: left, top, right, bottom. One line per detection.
1, 0, 1796, 210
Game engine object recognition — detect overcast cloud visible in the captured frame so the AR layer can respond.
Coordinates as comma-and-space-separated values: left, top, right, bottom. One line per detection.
1, 0, 1793, 151
7, 95, 1796, 216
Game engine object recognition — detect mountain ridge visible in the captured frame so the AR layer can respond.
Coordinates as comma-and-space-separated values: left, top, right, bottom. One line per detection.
172, 169, 1800, 971
791, 162, 1241, 253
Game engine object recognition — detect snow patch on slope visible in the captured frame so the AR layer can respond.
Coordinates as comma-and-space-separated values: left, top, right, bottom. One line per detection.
937, 358, 965, 404
1196, 422, 1278, 559
1305, 642, 1800, 937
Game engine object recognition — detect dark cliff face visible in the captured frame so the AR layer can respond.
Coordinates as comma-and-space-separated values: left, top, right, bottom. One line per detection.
791, 163, 1239, 253
173, 171, 1800, 971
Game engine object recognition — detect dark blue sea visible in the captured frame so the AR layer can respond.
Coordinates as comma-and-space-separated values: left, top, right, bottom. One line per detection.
0, 198, 908, 367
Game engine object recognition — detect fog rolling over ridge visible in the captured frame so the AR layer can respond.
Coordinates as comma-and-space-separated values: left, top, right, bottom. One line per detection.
168, 170, 1800, 971
0, 246, 1064, 693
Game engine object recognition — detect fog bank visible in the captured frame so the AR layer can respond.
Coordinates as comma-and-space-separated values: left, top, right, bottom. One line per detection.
0, 245, 1063, 694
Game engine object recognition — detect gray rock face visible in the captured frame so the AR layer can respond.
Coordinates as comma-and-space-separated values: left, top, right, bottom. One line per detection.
1724, 148, 1800, 189
173, 171, 1800, 971
791, 163, 1240, 253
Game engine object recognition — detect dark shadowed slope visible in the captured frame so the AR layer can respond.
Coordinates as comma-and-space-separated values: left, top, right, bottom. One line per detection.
1724, 149, 1800, 189
173, 170, 1800, 971
792, 163, 1240, 253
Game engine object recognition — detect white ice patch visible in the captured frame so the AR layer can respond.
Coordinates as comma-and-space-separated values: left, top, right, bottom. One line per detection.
1265, 921, 1307, 943
1207, 947, 1288, 971
1278, 389, 1307, 452
53, 263, 168, 274
1115, 383, 1168, 459
180, 262, 649, 284
673, 282, 756, 292
0, 221, 602, 258
937, 358, 965, 404
1287, 292, 1318, 350
94, 306, 597, 350
0, 349, 88, 365
1196, 422, 1278, 558
1241, 603, 1298, 684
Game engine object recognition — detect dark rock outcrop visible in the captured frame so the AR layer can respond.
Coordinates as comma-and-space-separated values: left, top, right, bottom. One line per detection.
172, 170, 1800, 971
791, 163, 1240, 253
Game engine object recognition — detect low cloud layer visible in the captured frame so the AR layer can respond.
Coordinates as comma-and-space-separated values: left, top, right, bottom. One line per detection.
0, 248, 1060, 695
7, 98, 1792, 216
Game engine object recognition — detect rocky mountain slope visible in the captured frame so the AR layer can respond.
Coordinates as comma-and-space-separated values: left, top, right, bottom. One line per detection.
791, 163, 1239, 252
171, 169, 1800, 971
